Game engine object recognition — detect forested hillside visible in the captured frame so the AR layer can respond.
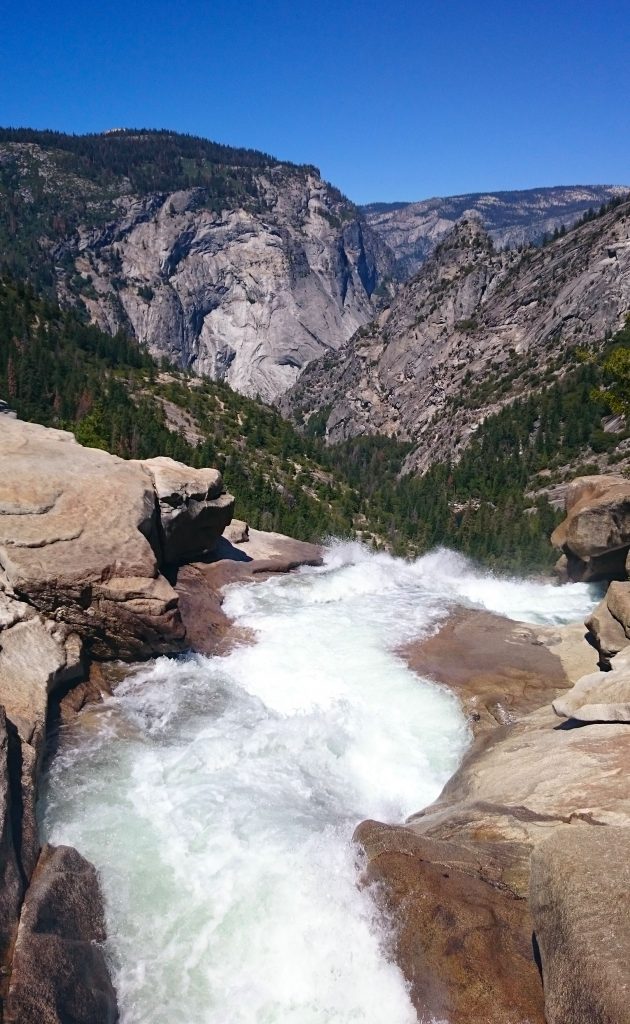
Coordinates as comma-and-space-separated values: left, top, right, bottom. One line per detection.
2, 273, 628, 572
0, 128, 302, 287
0, 276, 362, 539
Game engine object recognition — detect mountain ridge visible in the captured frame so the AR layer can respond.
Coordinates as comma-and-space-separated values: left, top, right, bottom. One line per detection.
284, 195, 630, 473
0, 128, 394, 401
363, 184, 629, 278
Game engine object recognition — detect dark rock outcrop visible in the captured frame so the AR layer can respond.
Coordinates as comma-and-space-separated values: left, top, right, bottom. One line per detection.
0, 709, 23, 967
530, 827, 630, 1024
6, 844, 118, 1024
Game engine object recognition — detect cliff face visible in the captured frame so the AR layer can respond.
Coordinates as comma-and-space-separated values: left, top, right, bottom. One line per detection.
1, 133, 392, 402
364, 184, 629, 278
61, 174, 392, 401
285, 198, 630, 472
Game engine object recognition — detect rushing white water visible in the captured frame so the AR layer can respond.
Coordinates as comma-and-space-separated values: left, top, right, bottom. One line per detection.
41, 544, 600, 1024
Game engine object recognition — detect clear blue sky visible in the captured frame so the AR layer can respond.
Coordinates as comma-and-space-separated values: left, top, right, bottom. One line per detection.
2, 0, 629, 203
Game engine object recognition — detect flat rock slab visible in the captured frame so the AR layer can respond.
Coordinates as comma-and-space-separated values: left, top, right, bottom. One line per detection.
401, 608, 597, 735
530, 826, 630, 1024
175, 528, 322, 655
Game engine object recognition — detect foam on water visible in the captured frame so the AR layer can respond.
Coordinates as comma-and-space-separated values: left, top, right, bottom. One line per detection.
41, 544, 599, 1024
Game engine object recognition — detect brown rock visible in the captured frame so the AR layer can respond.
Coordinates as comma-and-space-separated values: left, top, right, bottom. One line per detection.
605, 579, 630, 638
585, 594, 629, 666
355, 820, 546, 1024
176, 528, 322, 655
140, 456, 234, 563
0, 416, 185, 658
400, 608, 596, 736
553, 668, 630, 722
6, 844, 117, 1024
357, 608, 630, 1024
224, 519, 249, 544
551, 474, 630, 581
530, 827, 630, 1024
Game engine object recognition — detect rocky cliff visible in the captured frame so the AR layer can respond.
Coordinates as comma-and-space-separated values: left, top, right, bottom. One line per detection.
0, 130, 393, 401
286, 196, 630, 473
364, 184, 628, 278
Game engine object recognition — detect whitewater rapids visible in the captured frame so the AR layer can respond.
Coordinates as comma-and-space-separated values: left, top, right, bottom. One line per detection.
41, 544, 599, 1024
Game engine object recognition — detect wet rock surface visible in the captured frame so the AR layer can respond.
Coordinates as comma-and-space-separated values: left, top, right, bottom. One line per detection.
400, 607, 594, 735
5, 844, 118, 1024
175, 527, 322, 655
357, 605, 630, 1024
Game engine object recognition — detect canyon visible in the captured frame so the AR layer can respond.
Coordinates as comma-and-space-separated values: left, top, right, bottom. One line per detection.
2, 413, 630, 1023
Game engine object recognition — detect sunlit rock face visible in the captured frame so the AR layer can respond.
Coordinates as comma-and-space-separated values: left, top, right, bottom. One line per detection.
64, 172, 392, 402
286, 197, 630, 473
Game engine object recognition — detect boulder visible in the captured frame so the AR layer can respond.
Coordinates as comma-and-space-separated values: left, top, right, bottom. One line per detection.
6, 844, 118, 1024
530, 826, 630, 1024
585, 594, 629, 666
553, 665, 630, 722
604, 579, 630, 637
356, 661, 630, 1024
0, 417, 184, 658
140, 456, 234, 563
551, 474, 630, 581
355, 820, 546, 1024
224, 519, 249, 544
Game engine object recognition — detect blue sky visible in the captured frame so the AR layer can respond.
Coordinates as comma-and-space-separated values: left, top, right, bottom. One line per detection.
2, 0, 629, 203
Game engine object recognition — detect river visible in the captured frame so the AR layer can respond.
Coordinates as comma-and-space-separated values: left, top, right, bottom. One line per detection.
41, 543, 599, 1024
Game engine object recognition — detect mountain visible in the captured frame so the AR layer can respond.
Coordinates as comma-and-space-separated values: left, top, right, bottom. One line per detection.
0, 128, 393, 401
0, 272, 569, 571
284, 196, 630, 474
363, 185, 628, 278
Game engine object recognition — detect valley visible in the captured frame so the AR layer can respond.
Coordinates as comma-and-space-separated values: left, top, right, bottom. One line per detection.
2, 123, 630, 1024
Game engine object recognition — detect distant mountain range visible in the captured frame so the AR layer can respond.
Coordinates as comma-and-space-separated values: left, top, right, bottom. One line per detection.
362, 185, 629, 278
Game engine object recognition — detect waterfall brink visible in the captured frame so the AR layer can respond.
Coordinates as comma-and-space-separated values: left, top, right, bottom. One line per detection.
42, 543, 599, 1024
